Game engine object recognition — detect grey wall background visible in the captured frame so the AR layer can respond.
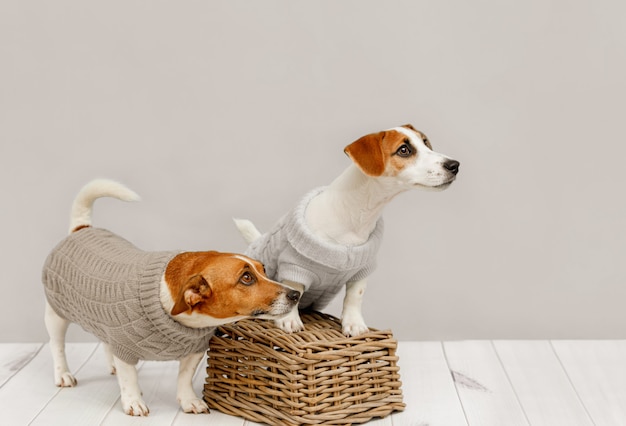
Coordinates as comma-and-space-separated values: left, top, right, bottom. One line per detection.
2, 0, 625, 342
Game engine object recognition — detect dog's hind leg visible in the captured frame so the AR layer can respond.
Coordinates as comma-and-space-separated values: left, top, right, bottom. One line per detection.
44, 301, 77, 387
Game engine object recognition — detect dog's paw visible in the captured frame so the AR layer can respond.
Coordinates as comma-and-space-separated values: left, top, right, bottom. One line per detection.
179, 397, 210, 414
342, 316, 369, 337
122, 398, 150, 416
54, 371, 77, 387
275, 316, 304, 333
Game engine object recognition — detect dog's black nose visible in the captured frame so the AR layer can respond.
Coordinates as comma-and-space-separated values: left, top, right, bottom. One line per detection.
287, 290, 301, 302
444, 160, 460, 175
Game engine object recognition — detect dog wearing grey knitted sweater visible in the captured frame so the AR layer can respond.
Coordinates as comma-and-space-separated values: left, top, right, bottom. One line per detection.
235, 124, 459, 336
42, 179, 300, 416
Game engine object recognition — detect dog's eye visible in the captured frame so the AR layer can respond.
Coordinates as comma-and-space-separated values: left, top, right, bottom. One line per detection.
396, 143, 412, 157
239, 272, 256, 286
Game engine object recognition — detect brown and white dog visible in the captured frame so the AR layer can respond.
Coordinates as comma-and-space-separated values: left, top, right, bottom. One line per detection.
43, 179, 300, 416
235, 124, 459, 336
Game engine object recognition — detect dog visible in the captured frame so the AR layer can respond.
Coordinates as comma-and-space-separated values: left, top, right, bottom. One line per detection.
234, 124, 459, 336
42, 179, 300, 416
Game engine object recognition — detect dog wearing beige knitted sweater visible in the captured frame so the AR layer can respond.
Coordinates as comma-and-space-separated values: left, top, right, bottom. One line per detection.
42, 179, 300, 416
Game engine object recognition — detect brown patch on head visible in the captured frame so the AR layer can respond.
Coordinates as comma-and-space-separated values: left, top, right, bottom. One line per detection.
345, 129, 420, 177
385, 130, 419, 176
171, 274, 211, 316
402, 124, 432, 150
344, 131, 386, 176
419, 132, 432, 150
165, 251, 286, 319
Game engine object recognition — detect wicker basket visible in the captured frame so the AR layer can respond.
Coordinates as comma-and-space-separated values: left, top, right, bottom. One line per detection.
203, 311, 405, 425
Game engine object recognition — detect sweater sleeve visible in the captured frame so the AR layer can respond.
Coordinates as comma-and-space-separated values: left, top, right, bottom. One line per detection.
347, 257, 377, 283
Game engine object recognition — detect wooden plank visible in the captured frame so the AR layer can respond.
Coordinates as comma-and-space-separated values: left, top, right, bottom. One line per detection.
30, 343, 128, 424
0, 343, 43, 387
7, 341, 626, 424
392, 341, 467, 426
0, 342, 98, 425
443, 341, 529, 426
28, 346, 243, 425
493, 341, 593, 426
552, 340, 626, 426
32, 347, 172, 426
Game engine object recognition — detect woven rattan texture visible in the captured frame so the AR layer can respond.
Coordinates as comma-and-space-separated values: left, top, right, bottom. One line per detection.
203, 311, 405, 425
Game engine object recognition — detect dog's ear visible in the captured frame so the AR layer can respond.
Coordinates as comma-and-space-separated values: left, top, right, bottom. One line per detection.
401, 124, 416, 131
344, 131, 386, 177
171, 275, 212, 316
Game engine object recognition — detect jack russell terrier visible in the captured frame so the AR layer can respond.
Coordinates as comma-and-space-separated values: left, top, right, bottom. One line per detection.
235, 124, 459, 336
42, 179, 300, 416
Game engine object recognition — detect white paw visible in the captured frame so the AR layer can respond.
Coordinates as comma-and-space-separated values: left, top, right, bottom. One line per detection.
55, 371, 77, 387
275, 315, 304, 333
342, 315, 369, 337
122, 398, 150, 416
179, 397, 210, 414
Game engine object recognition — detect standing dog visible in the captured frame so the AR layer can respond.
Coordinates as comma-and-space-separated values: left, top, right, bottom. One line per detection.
235, 124, 459, 336
43, 179, 300, 416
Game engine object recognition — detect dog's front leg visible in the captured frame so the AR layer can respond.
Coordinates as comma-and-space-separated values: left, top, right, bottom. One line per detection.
342, 279, 369, 337
275, 308, 305, 333
114, 356, 149, 416
177, 352, 209, 414
274, 281, 305, 333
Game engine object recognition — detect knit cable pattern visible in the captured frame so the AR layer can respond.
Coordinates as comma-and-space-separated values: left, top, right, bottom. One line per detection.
42, 228, 215, 364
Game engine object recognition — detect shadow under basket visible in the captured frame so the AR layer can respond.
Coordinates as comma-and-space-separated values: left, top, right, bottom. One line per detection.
203, 311, 405, 426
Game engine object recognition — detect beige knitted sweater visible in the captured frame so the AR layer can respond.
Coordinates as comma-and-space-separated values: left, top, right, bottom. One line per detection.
42, 228, 215, 365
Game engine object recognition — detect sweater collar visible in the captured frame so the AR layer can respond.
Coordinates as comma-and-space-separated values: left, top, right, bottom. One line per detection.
283, 187, 384, 270
138, 251, 216, 344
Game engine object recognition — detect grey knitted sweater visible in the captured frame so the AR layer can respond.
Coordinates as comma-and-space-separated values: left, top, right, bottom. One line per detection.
245, 188, 384, 310
42, 228, 216, 365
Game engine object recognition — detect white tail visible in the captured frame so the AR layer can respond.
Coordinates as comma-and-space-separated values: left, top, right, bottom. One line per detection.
69, 179, 141, 233
233, 218, 262, 244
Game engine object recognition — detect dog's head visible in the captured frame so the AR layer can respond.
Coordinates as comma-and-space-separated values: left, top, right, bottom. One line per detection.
165, 252, 300, 327
344, 124, 459, 190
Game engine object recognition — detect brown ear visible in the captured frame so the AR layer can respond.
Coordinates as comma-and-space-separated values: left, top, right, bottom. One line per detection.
344, 131, 386, 176
402, 123, 416, 131
171, 275, 211, 316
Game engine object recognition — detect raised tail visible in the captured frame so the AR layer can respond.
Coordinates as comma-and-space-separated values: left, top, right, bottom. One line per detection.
233, 218, 262, 244
69, 179, 140, 233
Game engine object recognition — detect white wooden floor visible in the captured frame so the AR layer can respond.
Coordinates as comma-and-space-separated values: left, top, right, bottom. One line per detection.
1, 341, 625, 425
